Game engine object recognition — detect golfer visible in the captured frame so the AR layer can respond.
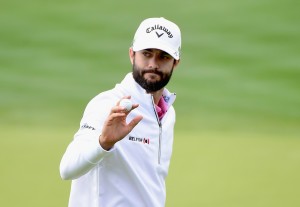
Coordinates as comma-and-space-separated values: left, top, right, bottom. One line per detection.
60, 17, 182, 207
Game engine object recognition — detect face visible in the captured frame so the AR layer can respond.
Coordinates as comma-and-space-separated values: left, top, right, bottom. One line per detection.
130, 48, 179, 93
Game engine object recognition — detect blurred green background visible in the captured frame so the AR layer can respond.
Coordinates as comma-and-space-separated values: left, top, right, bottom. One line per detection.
1, 0, 299, 206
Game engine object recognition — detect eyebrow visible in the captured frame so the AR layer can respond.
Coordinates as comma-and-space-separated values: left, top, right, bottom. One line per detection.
143, 49, 154, 52
143, 49, 171, 57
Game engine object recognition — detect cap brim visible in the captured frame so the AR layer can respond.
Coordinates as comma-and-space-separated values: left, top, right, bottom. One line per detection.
132, 41, 180, 60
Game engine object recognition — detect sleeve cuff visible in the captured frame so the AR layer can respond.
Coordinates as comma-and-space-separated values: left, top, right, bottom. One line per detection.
83, 134, 115, 164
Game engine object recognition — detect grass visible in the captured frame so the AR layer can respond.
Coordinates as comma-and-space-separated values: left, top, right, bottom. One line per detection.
0, 0, 299, 206
167, 132, 300, 207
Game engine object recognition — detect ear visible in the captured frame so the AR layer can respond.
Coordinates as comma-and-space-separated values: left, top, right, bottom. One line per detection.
129, 47, 135, 65
173, 59, 180, 69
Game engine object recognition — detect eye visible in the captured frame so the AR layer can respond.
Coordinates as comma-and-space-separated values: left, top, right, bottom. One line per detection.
160, 53, 172, 60
142, 51, 151, 57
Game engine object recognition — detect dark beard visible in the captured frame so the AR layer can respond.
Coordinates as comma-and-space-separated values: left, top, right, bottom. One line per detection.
132, 62, 174, 93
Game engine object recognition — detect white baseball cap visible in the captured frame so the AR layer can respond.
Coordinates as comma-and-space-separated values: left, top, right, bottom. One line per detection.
132, 17, 181, 60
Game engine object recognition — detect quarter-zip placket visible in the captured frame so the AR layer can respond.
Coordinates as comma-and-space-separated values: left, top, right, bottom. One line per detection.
151, 95, 162, 164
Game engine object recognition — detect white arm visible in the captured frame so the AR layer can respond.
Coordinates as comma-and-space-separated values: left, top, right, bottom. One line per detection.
59, 95, 115, 180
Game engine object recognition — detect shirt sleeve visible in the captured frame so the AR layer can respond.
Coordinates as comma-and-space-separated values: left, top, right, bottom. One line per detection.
59, 94, 116, 180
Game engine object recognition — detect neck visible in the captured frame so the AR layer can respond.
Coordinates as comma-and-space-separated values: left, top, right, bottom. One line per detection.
149, 89, 164, 105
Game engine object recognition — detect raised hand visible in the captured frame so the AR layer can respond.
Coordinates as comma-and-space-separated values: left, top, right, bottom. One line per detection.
99, 96, 143, 150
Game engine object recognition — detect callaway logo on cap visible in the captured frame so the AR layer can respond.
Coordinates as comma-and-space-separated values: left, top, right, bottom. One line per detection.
132, 17, 182, 60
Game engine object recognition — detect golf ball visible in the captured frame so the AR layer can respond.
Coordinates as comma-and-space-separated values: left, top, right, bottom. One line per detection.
120, 99, 133, 111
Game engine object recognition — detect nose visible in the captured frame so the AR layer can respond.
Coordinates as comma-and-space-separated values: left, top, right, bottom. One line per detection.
147, 57, 159, 69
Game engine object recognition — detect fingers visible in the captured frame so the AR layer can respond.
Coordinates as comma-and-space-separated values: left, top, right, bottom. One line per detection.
101, 97, 143, 149
131, 103, 139, 110
117, 96, 131, 106
115, 96, 139, 113
108, 112, 126, 120
127, 115, 143, 130
109, 96, 142, 123
108, 96, 138, 120
110, 105, 127, 114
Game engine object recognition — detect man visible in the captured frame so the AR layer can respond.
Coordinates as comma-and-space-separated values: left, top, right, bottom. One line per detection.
60, 17, 182, 207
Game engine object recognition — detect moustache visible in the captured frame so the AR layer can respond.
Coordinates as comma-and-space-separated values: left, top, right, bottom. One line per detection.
141, 69, 163, 76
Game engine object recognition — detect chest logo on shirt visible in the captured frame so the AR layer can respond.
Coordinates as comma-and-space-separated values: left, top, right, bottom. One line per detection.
128, 136, 150, 145
80, 123, 96, 130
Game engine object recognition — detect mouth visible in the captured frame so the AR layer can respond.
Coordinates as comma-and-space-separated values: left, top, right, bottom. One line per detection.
143, 69, 163, 76
145, 72, 159, 76
141, 69, 163, 82
144, 73, 159, 80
